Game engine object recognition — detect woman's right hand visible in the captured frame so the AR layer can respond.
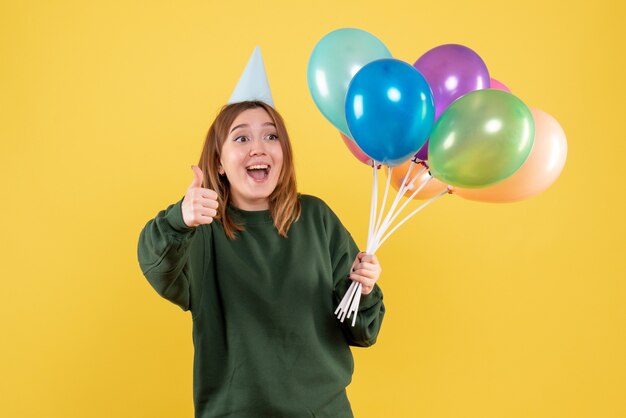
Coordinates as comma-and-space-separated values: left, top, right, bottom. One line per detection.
182, 165, 219, 227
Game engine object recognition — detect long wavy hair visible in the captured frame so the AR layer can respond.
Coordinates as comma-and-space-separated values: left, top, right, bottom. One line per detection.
198, 101, 301, 239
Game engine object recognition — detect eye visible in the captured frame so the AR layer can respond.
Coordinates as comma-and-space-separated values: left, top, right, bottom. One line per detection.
265, 133, 279, 141
234, 136, 249, 143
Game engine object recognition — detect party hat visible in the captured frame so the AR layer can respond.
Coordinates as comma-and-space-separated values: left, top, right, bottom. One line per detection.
228, 46, 274, 107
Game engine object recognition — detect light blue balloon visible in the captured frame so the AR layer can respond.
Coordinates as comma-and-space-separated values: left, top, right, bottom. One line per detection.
345, 59, 435, 166
307, 28, 392, 137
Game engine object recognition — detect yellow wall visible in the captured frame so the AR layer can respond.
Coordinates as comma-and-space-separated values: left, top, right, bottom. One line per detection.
1, 0, 624, 417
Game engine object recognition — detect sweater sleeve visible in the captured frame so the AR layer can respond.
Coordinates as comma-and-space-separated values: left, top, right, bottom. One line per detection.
137, 197, 206, 312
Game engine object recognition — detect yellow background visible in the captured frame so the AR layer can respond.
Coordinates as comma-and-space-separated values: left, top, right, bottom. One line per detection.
1, 0, 624, 417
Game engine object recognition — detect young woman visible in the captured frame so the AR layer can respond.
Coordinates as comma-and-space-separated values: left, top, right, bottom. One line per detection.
137, 100, 385, 417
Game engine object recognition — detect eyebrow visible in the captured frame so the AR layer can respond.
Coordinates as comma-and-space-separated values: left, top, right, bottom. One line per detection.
229, 122, 276, 134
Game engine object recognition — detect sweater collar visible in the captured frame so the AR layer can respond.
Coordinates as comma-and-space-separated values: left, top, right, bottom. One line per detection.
227, 204, 273, 225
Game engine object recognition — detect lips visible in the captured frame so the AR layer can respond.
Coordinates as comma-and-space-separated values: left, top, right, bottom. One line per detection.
246, 163, 270, 181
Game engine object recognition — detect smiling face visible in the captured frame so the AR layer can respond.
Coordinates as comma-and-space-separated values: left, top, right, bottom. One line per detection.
219, 107, 284, 211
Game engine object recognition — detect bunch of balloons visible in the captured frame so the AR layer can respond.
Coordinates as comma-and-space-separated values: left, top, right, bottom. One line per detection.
307, 28, 567, 203
307, 28, 567, 324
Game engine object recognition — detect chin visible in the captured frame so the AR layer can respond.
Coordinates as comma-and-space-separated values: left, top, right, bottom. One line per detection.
241, 185, 275, 202
246, 179, 278, 194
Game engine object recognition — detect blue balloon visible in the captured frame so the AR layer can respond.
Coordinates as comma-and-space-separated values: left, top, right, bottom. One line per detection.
345, 59, 435, 166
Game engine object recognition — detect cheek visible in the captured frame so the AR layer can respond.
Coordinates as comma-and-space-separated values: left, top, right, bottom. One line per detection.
272, 145, 285, 167
221, 148, 245, 171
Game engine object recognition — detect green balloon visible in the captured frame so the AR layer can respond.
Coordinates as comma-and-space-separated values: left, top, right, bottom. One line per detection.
428, 89, 535, 188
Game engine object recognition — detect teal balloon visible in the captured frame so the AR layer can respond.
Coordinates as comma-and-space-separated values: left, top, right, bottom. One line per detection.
428, 89, 535, 188
307, 28, 392, 137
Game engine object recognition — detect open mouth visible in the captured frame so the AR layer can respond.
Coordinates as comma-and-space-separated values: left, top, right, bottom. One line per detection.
246, 164, 270, 181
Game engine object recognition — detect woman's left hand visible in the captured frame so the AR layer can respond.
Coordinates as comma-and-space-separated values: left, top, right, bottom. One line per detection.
349, 252, 382, 295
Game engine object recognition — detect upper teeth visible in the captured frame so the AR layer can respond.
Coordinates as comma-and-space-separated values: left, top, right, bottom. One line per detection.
248, 165, 268, 170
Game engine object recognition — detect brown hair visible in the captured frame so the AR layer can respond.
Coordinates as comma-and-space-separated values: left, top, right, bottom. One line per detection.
198, 101, 301, 239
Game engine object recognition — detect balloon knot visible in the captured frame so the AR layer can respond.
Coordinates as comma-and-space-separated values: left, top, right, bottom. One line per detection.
368, 160, 382, 169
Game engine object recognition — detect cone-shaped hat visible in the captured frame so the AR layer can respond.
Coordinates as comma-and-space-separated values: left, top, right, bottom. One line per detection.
227, 46, 274, 107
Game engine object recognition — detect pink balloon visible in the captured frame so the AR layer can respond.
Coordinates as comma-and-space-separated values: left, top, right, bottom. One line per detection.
490, 78, 511, 93
454, 108, 567, 203
340, 132, 375, 166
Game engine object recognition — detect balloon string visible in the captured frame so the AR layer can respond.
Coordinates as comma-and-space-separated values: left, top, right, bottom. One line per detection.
406, 162, 428, 192
374, 166, 393, 235
374, 175, 433, 247
398, 165, 426, 200
337, 162, 442, 325
338, 162, 378, 326
338, 281, 359, 322
338, 160, 433, 326
335, 282, 355, 318
401, 159, 418, 190
348, 283, 362, 327
372, 167, 429, 250
368, 163, 424, 253
366, 162, 378, 251
373, 189, 448, 253
397, 160, 420, 199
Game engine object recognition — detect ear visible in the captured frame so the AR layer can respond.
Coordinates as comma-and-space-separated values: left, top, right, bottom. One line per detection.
218, 165, 225, 175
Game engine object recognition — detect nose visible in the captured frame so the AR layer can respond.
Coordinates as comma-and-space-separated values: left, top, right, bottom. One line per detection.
249, 136, 268, 156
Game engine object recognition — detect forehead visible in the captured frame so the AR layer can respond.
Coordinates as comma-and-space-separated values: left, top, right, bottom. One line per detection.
230, 107, 274, 130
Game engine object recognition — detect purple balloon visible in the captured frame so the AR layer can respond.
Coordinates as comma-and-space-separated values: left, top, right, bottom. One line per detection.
413, 44, 490, 119
415, 140, 429, 161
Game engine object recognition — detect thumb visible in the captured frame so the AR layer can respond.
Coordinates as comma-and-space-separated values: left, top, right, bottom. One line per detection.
190, 165, 204, 188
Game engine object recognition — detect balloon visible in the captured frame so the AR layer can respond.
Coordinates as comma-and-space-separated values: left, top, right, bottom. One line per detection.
340, 132, 375, 166
307, 28, 392, 137
428, 89, 535, 188
414, 44, 490, 120
345, 59, 435, 166
389, 160, 448, 199
490, 78, 511, 93
418, 79, 510, 164
453, 108, 567, 202
415, 140, 429, 161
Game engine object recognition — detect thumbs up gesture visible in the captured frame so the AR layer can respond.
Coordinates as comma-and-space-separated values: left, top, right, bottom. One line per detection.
181, 165, 219, 227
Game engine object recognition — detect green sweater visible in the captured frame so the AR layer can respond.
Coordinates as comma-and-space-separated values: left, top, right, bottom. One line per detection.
137, 194, 385, 417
